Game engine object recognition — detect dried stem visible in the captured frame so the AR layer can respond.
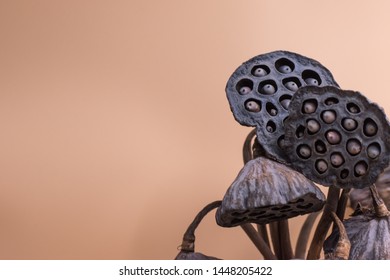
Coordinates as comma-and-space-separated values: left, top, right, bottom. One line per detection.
278, 219, 294, 259
269, 222, 281, 259
257, 224, 270, 248
241, 223, 277, 260
180, 200, 222, 252
332, 188, 350, 232
307, 187, 341, 259
295, 211, 320, 259
242, 129, 256, 165
329, 211, 350, 260
369, 184, 390, 217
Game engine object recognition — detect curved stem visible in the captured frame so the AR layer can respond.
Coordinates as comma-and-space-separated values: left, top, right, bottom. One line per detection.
332, 188, 350, 232
242, 129, 256, 164
370, 184, 390, 217
329, 211, 350, 260
269, 222, 281, 259
278, 219, 293, 259
180, 200, 222, 252
295, 211, 320, 259
307, 187, 340, 259
257, 224, 270, 248
241, 223, 277, 260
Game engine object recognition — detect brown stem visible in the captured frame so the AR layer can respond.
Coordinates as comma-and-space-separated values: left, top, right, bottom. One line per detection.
269, 222, 281, 259
242, 129, 256, 164
329, 211, 350, 260
241, 223, 277, 260
257, 224, 270, 248
295, 211, 320, 259
369, 184, 390, 217
278, 219, 294, 259
307, 187, 341, 259
332, 188, 350, 232
180, 200, 222, 252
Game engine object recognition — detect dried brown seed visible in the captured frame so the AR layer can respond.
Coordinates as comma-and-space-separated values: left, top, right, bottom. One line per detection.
253, 67, 267, 77
367, 143, 381, 159
305, 78, 319, 85
298, 145, 312, 159
239, 86, 251, 95
355, 162, 367, 176
315, 159, 328, 174
261, 84, 276, 95
245, 100, 261, 112
342, 118, 358, 131
307, 119, 320, 134
315, 140, 327, 153
280, 99, 291, 110
326, 130, 341, 144
278, 65, 292, 73
364, 119, 378, 136
330, 153, 344, 167
322, 110, 336, 124
347, 139, 362, 155
285, 81, 298, 91
302, 100, 317, 114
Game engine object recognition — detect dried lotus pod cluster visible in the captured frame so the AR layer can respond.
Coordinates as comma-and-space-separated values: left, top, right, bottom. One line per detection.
226, 50, 338, 162
284, 86, 390, 189
216, 157, 325, 227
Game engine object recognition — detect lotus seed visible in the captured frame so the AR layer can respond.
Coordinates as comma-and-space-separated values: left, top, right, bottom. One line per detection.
278, 65, 292, 73
322, 110, 336, 124
285, 81, 298, 91
280, 99, 291, 110
253, 67, 267, 77
330, 153, 344, 167
239, 86, 251, 95
342, 118, 357, 131
305, 78, 319, 85
355, 162, 367, 176
303, 100, 317, 114
364, 120, 378, 136
307, 119, 320, 134
298, 145, 312, 159
347, 139, 362, 155
315, 160, 328, 174
245, 101, 260, 112
367, 144, 380, 159
326, 130, 341, 144
261, 84, 276, 95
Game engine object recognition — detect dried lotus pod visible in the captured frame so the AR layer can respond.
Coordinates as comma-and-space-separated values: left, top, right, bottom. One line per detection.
284, 86, 390, 189
215, 156, 326, 227
324, 212, 390, 259
226, 50, 338, 163
175, 201, 222, 260
350, 166, 390, 209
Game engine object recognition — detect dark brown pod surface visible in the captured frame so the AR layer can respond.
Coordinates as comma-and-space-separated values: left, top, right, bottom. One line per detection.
215, 157, 326, 227
175, 251, 220, 260
284, 86, 390, 189
350, 166, 390, 209
324, 212, 390, 259
226, 50, 338, 163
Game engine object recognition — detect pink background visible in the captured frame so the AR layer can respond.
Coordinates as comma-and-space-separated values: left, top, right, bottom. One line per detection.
1, 0, 389, 259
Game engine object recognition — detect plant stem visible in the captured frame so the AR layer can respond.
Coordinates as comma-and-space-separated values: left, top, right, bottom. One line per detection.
307, 187, 340, 259
278, 219, 293, 259
180, 200, 222, 252
242, 129, 256, 165
329, 211, 350, 260
369, 184, 390, 217
241, 223, 277, 260
332, 188, 350, 232
269, 222, 281, 259
257, 224, 270, 248
295, 211, 320, 259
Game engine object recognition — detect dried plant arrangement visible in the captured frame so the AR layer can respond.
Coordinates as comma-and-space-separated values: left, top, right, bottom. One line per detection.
175, 50, 390, 260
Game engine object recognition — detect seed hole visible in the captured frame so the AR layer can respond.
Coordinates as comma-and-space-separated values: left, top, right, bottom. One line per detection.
251, 65, 270, 77
325, 130, 341, 145
266, 120, 276, 133
296, 125, 305, 138
307, 119, 321, 134
279, 95, 292, 110
259, 80, 278, 95
275, 58, 295, 73
282, 77, 302, 91
346, 139, 362, 156
340, 169, 349, 179
302, 70, 322, 85
302, 99, 318, 114
347, 103, 361, 114
245, 99, 262, 112
325, 97, 339, 105
315, 159, 328, 174
363, 118, 378, 137
354, 161, 368, 177
315, 140, 327, 154
296, 203, 314, 209
297, 144, 312, 159
266, 102, 278, 116
367, 142, 381, 159
330, 152, 345, 167
236, 79, 254, 95
342, 118, 358, 131
321, 110, 337, 124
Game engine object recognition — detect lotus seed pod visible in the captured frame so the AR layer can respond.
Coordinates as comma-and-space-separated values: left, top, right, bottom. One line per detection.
239, 86, 251, 95
364, 119, 378, 136
216, 157, 326, 227
285, 81, 299, 91
245, 100, 260, 112
355, 162, 367, 176
322, 110, 336, 124
347, 139, 362, 155
303, 100, 317, 114
298, 145, 312, 159
316, 159, 328, 173
367, 143, 381, 159
225, 51, 339, 163
305, 78, 319, 85
326, 130, 341, 144
307, 119, 320, 134
280, 99, 291, 110
261, 84, 276, 95
278, 65, 292, 73
331, 153, 345, 167
253, 67, 267, 77
342, 118, 358, 131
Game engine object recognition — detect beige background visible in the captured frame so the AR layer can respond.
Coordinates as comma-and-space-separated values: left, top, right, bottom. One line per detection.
1, 0, 389, 259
